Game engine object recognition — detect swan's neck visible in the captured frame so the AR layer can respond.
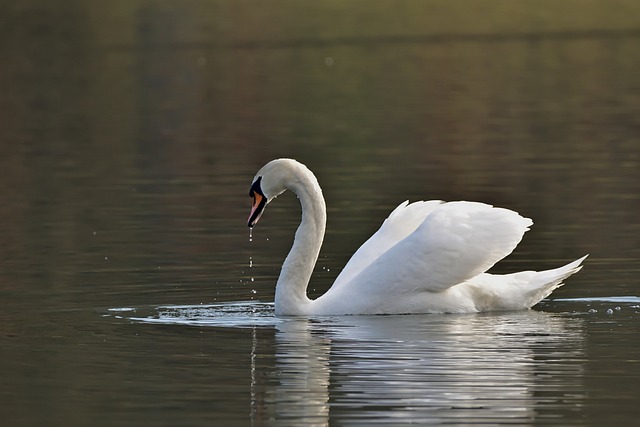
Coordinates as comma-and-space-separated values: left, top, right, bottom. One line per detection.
274, 169, 326, 315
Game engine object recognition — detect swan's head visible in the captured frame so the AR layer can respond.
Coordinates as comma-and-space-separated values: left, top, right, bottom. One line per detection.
248, 158, 300, 227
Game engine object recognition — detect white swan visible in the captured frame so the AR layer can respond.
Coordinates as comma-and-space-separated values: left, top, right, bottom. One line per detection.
248, 158, 587, 316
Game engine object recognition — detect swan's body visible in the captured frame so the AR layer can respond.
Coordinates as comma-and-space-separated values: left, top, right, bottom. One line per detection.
248, 158, 586, 316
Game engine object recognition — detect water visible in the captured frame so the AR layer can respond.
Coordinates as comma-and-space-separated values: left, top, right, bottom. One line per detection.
2, 1, 640, 425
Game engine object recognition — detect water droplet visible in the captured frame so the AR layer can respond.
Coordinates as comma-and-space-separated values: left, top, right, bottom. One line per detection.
588, 308, 597, 314
249, 228, 253, 242
251, 289, 257, 294
104, 256, 108, 261
249, 257, 253, 268
606, 308, 614, 315
250, 277, 254, 282
615, 306, 621, 311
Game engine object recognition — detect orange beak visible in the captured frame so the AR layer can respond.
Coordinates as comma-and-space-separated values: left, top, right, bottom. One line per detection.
248, 192, 266, 227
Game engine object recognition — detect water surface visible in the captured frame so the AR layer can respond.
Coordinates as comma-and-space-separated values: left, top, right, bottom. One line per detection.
1, 1, 640, 425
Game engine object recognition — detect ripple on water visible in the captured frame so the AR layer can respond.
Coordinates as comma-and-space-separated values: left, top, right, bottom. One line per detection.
107, 301, 279, 328
541, 296, 640, 316
106, 296, 640, 328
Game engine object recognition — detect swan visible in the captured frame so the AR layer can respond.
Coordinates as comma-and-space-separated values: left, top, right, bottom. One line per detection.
247, 158, 587, 316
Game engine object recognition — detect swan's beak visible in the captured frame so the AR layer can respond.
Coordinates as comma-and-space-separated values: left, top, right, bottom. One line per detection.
248, 192, 266, 227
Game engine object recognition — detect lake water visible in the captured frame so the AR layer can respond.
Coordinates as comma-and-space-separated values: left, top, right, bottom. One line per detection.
1, 1, 640, 425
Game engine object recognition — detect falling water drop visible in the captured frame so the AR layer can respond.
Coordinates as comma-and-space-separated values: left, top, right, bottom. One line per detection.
248, 234, 255, 287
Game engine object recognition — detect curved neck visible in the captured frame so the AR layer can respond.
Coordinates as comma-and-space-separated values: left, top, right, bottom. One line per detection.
274, 168, 326, 315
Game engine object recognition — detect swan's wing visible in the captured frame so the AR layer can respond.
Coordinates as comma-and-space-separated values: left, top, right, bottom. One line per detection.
344, 201, 533, 294
332, 200, 444, 289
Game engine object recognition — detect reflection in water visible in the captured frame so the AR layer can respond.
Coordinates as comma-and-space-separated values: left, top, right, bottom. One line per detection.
269, 321, 331, 427
255, 312, 585, 425
119, 298, 640, 424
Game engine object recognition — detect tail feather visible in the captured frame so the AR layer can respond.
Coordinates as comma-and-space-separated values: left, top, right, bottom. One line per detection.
521, 254, 589, 308
469, 255, 588, 311
531, 255, 588, 291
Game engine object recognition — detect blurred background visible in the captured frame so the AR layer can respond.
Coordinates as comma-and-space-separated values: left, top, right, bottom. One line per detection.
1, 1, 639, 425
1, 0, 638, 305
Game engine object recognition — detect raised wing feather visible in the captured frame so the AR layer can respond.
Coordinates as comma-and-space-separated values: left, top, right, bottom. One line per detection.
332, 200, 444, 289
342, 201, 533, 294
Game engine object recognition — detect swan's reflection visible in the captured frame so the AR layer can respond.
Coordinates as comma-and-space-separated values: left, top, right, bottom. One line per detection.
254, 311, 586, 426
